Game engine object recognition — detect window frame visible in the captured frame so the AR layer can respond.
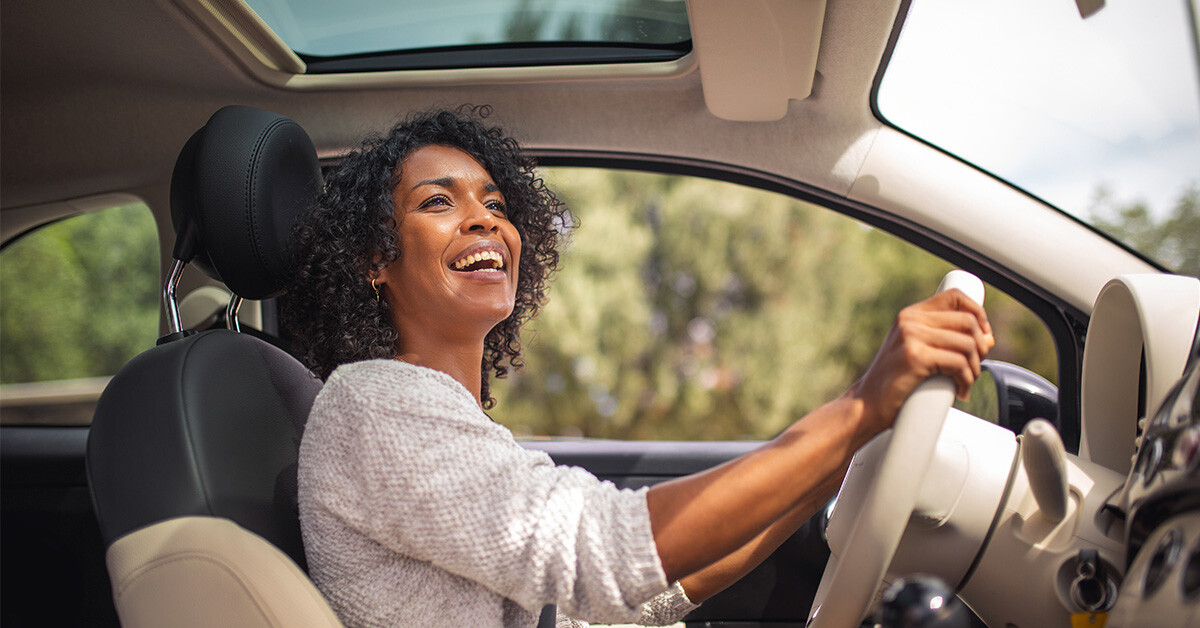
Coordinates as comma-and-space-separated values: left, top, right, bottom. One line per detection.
0, 200, 162, 426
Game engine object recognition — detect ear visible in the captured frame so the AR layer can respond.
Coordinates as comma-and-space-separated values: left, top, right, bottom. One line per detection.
367, 252, 389, 285
367, 269, 384, 303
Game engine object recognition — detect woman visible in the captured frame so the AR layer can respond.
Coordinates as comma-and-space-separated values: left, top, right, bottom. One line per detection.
285, 107, 993, 627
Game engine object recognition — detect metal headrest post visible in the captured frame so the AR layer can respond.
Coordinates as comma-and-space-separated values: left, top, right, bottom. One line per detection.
162, 259, 187, 335
226, 295, 243, 332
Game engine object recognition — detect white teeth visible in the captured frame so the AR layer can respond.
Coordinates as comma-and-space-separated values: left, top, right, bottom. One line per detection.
452, 250, 504, 271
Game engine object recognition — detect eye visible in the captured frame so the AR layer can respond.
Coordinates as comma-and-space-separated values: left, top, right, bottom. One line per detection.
487, 200, 507, 216
418, 195, 451, 210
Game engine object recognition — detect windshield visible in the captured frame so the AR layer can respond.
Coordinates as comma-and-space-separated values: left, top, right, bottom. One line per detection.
878, 0, 1200, 276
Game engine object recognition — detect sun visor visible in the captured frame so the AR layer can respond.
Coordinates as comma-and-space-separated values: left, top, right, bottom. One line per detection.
687, 0, 825, 121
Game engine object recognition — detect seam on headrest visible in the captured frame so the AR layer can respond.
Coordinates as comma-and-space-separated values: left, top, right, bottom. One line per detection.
175, 332, 224, 515
244, 117, 293, 292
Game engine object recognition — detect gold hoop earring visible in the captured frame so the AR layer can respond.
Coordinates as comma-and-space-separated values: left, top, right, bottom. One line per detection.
371, 278, 381, 302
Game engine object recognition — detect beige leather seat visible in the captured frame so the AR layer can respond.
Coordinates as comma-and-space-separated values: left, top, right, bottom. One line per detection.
107, 518, 341, 627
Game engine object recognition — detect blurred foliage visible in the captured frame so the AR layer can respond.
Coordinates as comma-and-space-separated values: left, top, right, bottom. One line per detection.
1, 204, 159, 384
1090, 184, 1200, 278
490, 169, 1057, 440
501, 0, 689, 43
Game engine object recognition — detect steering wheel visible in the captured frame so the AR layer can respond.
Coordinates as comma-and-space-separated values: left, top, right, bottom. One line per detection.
808, 270, 985, 627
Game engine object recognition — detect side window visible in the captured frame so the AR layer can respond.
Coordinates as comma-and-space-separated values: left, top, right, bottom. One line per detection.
489, 168, 1056, 440
0, 203, 160, 425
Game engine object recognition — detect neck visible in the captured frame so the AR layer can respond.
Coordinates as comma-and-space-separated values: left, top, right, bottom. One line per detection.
394, 328, 486, 406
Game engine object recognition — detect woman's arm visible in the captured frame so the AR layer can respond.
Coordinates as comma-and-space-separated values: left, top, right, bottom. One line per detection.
648, 289, 993, 585
647, 392, 866, 583
677, 462, 846, 602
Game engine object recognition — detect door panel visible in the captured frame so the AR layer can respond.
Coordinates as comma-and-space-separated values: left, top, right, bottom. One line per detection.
1, 426, 119, 627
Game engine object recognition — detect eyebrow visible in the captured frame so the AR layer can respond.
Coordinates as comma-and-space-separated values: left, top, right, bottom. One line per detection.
412, 177, 453, 191
411, 177, 501, 193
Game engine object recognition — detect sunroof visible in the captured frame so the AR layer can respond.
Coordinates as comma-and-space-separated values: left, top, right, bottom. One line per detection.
242, 0, 692, 72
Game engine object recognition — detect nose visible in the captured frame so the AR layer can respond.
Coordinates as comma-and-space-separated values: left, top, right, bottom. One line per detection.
461, 200, 499, 234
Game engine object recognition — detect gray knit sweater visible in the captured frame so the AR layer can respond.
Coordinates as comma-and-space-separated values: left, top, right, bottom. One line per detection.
298, 359, 697, 627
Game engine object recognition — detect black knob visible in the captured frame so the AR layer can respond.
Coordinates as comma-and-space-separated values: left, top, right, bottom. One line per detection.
870, 574, 970, 628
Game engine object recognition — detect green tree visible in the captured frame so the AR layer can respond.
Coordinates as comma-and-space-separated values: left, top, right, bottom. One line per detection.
1091, 185, 1200, 278
0, 204, 160, 384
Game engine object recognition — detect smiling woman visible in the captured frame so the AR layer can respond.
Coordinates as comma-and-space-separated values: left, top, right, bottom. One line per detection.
282, 107, 570, 410
283, 107, 995, 628
376, 144, 525, 404
284, 107, 704, 627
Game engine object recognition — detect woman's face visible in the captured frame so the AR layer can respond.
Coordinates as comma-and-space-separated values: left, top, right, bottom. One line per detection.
378, 145, 522, 346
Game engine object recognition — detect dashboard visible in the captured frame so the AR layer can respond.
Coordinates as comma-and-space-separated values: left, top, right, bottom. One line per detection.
1108, 312, 1200, 626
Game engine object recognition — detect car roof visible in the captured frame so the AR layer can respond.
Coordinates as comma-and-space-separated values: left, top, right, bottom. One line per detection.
0, 0, 869, 199
0, 0, 1155, 313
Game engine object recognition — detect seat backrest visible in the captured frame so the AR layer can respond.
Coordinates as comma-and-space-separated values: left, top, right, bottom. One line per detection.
86, 105, 340, 627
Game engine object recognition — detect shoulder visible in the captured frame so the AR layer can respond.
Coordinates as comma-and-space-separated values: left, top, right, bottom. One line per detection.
323, 359, 475, 410
314, 359, 494, 435
327, 358, 462, 391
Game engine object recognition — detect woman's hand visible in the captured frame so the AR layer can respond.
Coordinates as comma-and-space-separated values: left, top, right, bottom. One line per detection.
849, 288, 994, 441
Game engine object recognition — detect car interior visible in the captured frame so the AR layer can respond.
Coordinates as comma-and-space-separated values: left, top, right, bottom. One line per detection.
3, 0, 1199, 626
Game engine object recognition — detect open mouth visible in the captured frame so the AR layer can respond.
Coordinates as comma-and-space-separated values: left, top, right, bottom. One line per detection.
449, 249, 505, 272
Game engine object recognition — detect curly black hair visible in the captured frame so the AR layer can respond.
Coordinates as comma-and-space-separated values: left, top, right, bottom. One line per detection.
282, 106, 570, 408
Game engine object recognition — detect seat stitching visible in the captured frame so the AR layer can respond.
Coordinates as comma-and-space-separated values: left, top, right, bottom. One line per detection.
244, 117, 292, 288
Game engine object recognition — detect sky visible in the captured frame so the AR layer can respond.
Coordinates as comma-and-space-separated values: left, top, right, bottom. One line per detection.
877, 0, 1200, 223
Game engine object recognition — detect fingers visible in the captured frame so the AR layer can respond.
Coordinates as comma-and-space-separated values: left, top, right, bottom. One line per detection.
895, 319, 981, 397
895, 290, 995, 397
912, 290, 994, 350
905, 310, 993, 369
935, 288, 993, 340
852, 282, 998, 436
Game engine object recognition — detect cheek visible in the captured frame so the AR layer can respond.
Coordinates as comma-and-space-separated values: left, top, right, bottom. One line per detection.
385, 243, 441, 295
509, 235, 523, 294
398, 222, 450, 267
505, 224, 523, 265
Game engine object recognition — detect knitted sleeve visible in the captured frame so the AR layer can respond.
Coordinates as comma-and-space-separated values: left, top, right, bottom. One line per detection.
555, 582, 697, 627
304, 360, 695, 624
638, 582, 697, 625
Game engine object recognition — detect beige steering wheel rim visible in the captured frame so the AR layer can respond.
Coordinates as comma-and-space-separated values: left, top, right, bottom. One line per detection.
808, 271, 985, 627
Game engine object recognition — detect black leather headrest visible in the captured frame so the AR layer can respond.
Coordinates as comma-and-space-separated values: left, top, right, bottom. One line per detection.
171, 106, 321, 300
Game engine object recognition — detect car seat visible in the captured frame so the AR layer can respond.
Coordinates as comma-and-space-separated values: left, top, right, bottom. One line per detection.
86, 105, 342, 627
